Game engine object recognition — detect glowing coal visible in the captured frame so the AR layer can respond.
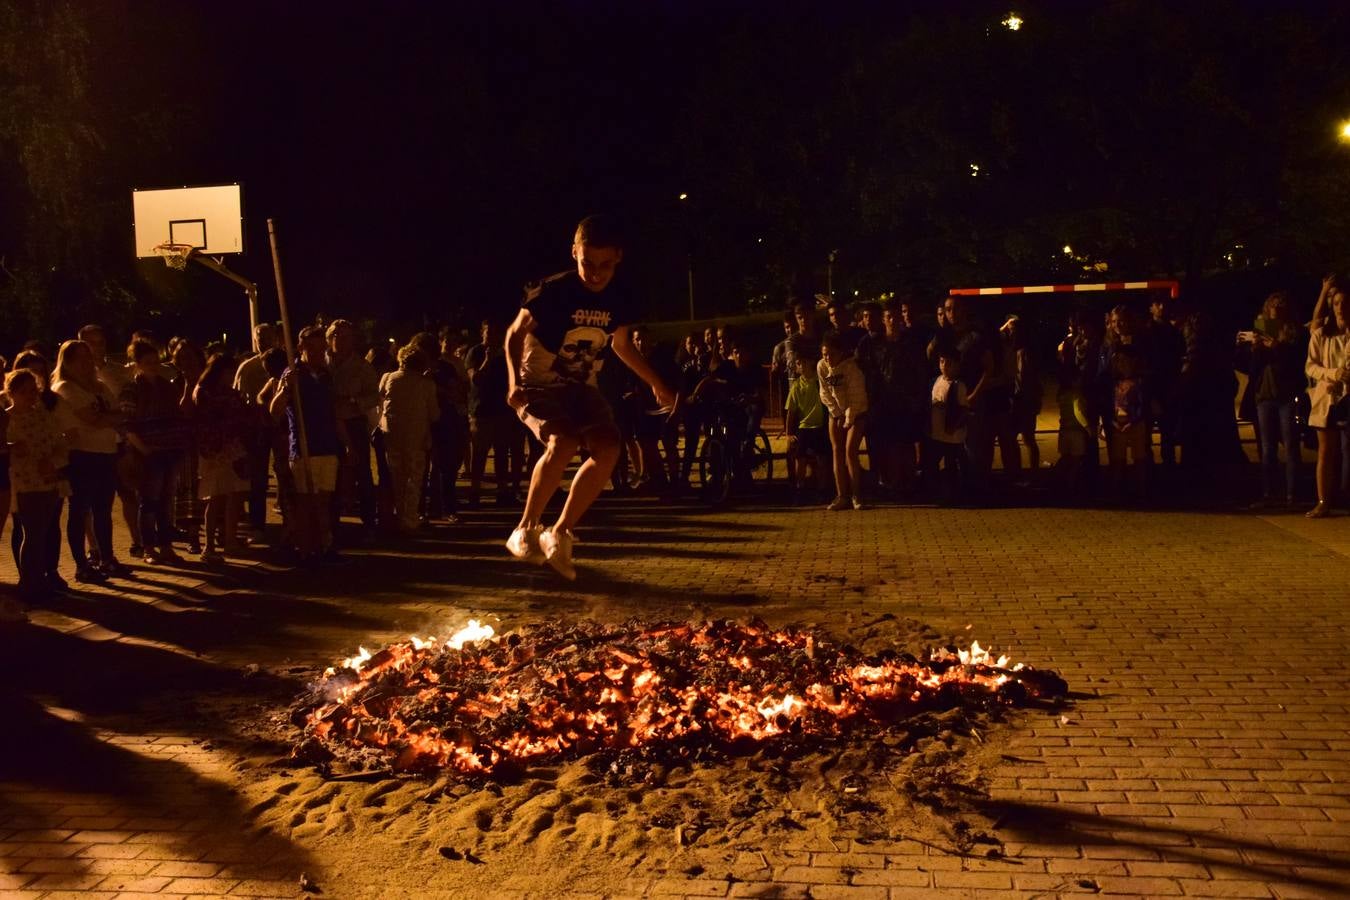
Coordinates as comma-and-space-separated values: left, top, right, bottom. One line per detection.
294, 619, 1066, 775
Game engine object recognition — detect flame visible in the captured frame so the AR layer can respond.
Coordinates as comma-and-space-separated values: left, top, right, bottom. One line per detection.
297, 620, 1065, 775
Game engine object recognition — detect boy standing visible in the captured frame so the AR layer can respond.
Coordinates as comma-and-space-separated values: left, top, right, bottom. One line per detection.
929, 347, 970, 500
504, 215, 675, 580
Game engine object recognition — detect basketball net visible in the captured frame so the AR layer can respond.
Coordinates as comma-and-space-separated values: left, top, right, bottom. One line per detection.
151, 242, 194, 271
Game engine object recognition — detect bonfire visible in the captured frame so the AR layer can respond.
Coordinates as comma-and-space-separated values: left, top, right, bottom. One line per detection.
293, 619, 1066, 777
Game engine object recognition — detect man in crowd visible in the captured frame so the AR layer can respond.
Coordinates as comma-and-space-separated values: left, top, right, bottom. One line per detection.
326, 320, 379, 542
465, 318, 523, 508
234, 322, 279, 542
504, 214, 675, 580
825, 299, 866, 357
270, 325, 349, 563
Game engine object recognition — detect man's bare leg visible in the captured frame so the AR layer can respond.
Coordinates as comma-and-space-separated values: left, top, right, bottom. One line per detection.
516, 434, 580, 530
555, 432, 620, 534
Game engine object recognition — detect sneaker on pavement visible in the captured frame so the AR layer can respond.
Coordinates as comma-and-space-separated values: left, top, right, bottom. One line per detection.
852, 497, 867, 510
506, 526, 545, 564
539, 528, 576, 581
826, 496, 851, 511
74, 564, 108, 584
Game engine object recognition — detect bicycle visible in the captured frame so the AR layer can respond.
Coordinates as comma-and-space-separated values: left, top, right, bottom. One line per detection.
694, 398, 774, 504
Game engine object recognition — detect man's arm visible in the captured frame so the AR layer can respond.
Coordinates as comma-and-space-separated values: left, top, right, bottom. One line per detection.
504, 307, 535, 410
611, 326, 676, 409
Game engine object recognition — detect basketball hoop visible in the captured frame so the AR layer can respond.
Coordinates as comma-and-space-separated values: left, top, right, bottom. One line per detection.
151, 241, 196, 271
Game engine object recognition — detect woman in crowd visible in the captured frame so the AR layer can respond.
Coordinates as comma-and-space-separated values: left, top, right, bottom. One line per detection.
1305, 277, 1350, 518
194, 353, 251, 561
1099, 306, 1150, 499
171, 340, 207, 553
818, 331, 869, 510
51, 339, 126, 581
1240, 291, 1306, 506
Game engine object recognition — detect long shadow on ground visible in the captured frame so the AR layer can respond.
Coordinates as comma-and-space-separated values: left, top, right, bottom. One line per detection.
983, 800, 1350, 892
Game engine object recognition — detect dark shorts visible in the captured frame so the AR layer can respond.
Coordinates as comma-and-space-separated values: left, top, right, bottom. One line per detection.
793, 427, 830, 459
516, 382, 620, 448
0, 453, 9, 491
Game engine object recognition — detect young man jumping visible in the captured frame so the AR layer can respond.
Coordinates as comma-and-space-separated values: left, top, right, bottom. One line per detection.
504, 215, 675, 579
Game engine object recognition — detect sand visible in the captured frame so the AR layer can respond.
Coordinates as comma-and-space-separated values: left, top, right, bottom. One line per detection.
207, 614, 1060, 898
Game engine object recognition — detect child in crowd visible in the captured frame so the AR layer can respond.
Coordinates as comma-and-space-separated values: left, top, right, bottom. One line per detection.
929, 346, 969, 500
818, 332, 869, 510
1107, 346, 1148, 499
785, 351, 829, 502
194, 353, 251, 562
4, 369, 68, 603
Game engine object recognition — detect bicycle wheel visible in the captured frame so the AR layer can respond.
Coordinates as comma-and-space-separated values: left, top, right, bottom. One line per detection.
697, 437, 730, 504
749, 429, 774, 482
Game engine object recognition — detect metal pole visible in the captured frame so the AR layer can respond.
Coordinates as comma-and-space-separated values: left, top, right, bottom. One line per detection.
189, 254, 259, 344
687, 255, 695, 321
266, 218, 314, 495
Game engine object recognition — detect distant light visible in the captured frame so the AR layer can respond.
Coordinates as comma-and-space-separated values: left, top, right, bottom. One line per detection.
756, 237, 763, 243
969, 163, 980, 176
1002, 12, 1023, 31
678, 192, 689, 201
1062, 244, 1074, 255
853, 290, 860, 296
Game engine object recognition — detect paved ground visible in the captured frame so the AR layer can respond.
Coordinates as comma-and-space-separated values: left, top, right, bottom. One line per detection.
1, 468, 1348, 898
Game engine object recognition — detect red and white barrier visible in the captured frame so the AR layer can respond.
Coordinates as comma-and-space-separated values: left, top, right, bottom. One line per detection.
949, 280, 1179, 299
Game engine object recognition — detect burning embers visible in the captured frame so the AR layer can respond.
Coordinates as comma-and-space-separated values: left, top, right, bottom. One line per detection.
295, 619, 1066, 776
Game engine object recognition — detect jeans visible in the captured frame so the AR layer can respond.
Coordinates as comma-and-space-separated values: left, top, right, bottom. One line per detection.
137, 450, 178, 549
67, 450, 117, 567
430, 414, 468, 516
1255, 399, 1298, 499
334, 416, 376, 530
15, 490, 60, 590
246, 429, 273, 530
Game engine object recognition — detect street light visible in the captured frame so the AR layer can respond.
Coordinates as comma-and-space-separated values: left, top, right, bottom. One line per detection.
1001, 12, 1023, 31
678, 191, 693, 319
1338, 122, 1350, 141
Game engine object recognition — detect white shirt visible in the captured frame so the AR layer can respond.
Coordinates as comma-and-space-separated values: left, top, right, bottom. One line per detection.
52, 380, 119, 454
930, 376, 969, 444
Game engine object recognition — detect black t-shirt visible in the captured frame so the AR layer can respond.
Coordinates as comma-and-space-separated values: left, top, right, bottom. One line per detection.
464, 343, 509, 418
520, 270, 632, 386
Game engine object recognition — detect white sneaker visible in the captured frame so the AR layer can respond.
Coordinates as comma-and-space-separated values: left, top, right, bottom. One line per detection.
506, 526, 545, 563
539, 528, 576, 581
826, 496, 850, 511
851, 497, 866, 510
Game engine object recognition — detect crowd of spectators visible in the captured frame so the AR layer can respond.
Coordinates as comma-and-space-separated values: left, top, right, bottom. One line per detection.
2, 277, 1348, 622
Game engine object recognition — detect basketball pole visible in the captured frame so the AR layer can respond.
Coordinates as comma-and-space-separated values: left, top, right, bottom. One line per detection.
266, 218, 315, 497
187, 254, 260, 338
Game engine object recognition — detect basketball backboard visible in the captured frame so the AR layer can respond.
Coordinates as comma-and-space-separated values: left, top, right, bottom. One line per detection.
132, 183, 244, 257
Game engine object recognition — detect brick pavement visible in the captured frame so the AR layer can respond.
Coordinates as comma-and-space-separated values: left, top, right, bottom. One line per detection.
2, 486, 1348, 898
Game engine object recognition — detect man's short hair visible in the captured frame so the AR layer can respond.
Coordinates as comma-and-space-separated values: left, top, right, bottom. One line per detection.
77, 324, 104, 341
298, 324, 326, 344
574, 214, 623, 250
821, 332, 843, 352
129, 339, 159, 363
936, 343, 961, 364
324, 319, 354, 341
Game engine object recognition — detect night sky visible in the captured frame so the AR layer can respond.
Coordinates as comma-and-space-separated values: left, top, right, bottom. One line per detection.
8, 0, 1350, 343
